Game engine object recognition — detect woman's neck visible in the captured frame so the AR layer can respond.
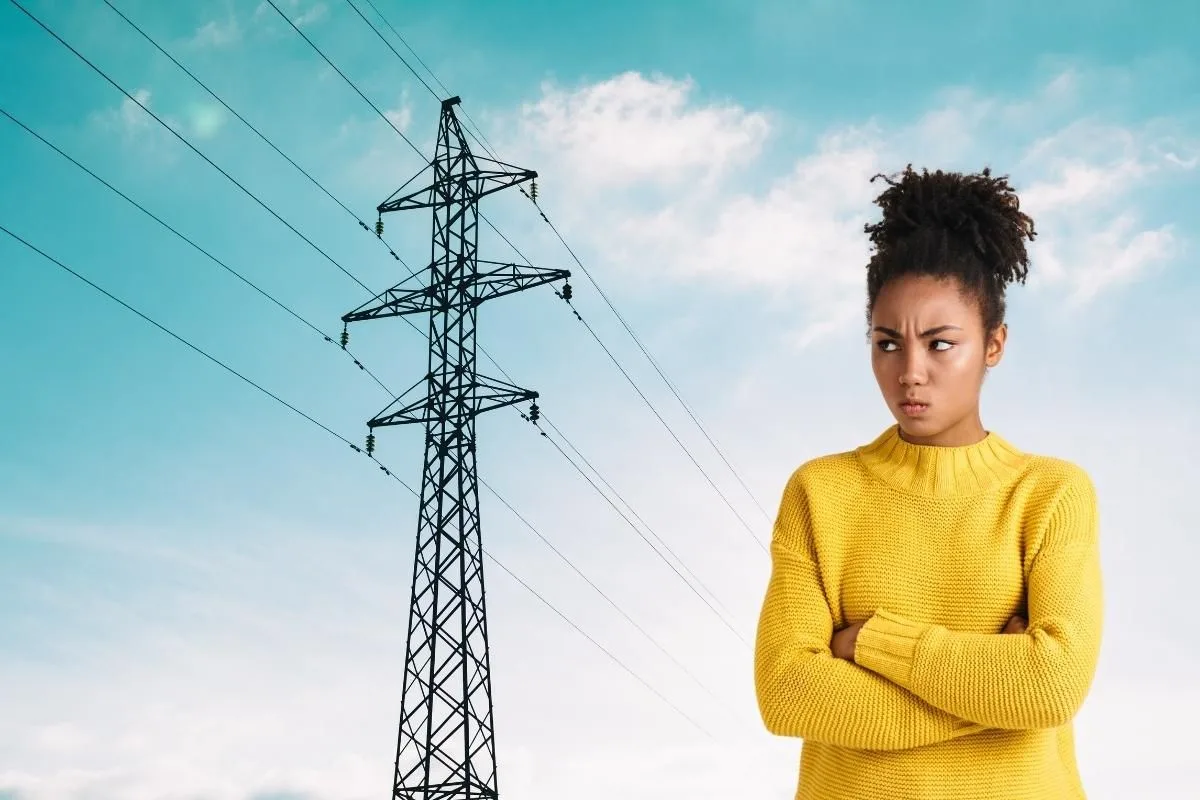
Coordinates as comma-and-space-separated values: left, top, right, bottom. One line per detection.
898, 412, 987, 447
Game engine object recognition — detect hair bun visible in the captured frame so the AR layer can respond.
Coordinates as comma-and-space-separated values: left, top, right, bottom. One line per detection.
863, 164, 1038, 335
865, 164, 1035, 287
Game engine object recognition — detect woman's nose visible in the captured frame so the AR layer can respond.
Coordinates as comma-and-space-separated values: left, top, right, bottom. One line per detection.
900, 351, 926, 385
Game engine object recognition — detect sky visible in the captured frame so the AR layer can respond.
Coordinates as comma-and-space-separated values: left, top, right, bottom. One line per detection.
0, 0, 1197, 798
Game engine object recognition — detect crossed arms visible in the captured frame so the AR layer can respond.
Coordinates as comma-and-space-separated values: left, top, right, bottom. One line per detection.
753, 469, 1103, 751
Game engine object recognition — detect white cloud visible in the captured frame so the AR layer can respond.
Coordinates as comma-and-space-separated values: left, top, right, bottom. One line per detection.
1163, 152, 1198, 169
339, 93, 421, 194
87, 88, 189, 165
600, 123, 883, 345
0, 512, 774, 800
91, 87, 154, 141
384, 104, 412, 133
189, 17, 240, 49
29, 723, 91, 753
294, 3, 328, 27
518, 72, 770, 190
186, 103, 228, 139
501, 69, 1195, 349
1016, 117, 1195, 302
88, 88, 228, 152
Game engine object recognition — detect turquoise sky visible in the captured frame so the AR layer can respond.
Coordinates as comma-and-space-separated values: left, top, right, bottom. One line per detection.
1, 1, 1197, 798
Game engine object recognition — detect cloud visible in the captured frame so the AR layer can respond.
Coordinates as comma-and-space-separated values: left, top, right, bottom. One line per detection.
28, 723, 91, 753
253, 0, 328, 30
88, 89, 228, 155
499, 69, 1196, 349
189, 16, 240, 49
336, 92, 423, 197
1013, 117, 1197, 305
90, 87, 154, 142
294, 3, 327, 28
185, 102, 228, 139
506, 74, 881, 345
1164, 151, 1198, 169
518, 72, 770, 190
383, 103, 412, 134
0, 504, 785, 799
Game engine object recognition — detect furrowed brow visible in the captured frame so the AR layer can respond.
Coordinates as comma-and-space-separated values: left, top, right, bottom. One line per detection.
872, 325, 963, 337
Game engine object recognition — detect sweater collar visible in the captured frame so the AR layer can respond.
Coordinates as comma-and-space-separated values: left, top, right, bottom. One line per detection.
855, 424, 1030, 497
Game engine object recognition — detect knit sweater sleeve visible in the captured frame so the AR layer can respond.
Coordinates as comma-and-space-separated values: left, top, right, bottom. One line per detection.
853, 467, 1103, 730
754, 470, 990, 750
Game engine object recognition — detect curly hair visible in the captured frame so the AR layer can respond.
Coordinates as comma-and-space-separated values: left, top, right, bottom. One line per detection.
863, 164, 1037, 336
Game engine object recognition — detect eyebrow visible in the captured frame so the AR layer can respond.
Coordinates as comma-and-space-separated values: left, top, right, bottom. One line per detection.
872, 325, 963, 337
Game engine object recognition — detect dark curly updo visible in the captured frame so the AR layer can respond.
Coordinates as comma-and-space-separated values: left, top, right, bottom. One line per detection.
863, 164, 1037, 336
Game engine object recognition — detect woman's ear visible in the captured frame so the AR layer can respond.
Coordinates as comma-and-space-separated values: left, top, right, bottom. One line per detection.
985, 323, 1007, 368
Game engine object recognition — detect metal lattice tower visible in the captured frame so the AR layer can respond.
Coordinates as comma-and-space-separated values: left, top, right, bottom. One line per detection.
342, 96, 570, 800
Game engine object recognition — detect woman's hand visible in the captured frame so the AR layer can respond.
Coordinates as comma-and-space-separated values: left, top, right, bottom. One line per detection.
831, 621, 865, 660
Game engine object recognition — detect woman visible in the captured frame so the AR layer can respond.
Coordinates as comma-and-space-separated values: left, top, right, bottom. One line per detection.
753, 165, 1103, 799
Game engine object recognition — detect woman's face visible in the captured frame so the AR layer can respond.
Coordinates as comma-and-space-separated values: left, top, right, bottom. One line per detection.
870, 274, 1006, 446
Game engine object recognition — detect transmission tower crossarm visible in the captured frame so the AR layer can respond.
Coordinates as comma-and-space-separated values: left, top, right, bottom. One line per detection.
379, 167, 537, 212
471, 374, 538, 416
342, 263, 437, 321
473, 260, 570, 304
368, 373, 538, 428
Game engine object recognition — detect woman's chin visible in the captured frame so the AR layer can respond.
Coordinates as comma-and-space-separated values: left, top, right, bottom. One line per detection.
895, 416, 946, 443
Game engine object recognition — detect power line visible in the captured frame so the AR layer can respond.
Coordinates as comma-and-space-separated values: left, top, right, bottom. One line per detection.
261, 0, 423, 156
478, 470, 751, 723
346, 0, 441, 101
0, 105, 394, 398
11, 0, 456, 453
0, 105, 752, 715
353, 0, 773, 525
11, 2, 746, 657
534, 212, 775, 522
348, 0, 507, 175
524, 411, 748, 647
0, 219, 716, 741
272, 0, 768, 554
480, 214, 766, 553
538, 412, 738, 619
1, 223, 353, 446
358, 0, 500, 176
97, 0, 409, 266
12, 0, 757, 685
480, 551, 715, 740
7, 0, 377, 298
247, 0, 763, 618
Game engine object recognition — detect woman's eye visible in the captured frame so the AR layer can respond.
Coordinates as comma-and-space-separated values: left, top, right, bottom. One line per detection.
876, 339, 953, 352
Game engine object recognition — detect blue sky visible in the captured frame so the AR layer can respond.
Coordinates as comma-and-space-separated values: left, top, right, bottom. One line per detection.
1, 0, 1197, 798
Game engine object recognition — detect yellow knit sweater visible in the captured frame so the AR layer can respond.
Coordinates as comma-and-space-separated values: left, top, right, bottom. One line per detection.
754, 424, 1103, 800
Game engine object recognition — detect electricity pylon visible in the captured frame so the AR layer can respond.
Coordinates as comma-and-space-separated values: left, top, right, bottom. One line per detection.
342, 96, 571, 800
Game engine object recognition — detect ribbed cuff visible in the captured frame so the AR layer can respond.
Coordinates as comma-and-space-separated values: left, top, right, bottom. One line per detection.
853, 609, 931, 690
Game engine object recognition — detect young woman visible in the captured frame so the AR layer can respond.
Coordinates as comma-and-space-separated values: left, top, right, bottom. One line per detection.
753, 165, 1103, 799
